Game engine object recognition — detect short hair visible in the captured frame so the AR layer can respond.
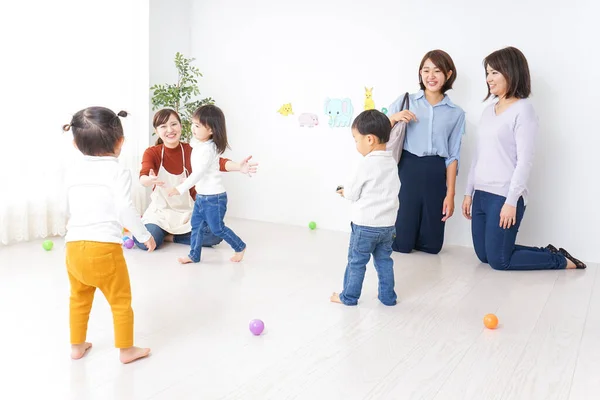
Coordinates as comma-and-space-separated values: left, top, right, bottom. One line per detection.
418, 49, 457, 94
351, 109, 391, 143
484, 46, 531, 100
192, 105, 230, 155
63, 107, 127, 156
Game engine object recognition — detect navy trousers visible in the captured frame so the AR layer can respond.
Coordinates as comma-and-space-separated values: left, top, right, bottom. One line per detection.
392, 150, 447, 254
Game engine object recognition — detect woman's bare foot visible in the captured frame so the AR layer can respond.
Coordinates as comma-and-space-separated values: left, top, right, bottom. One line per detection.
71, 342, 92, 360
566, 259, 577, 269
120, 346, 151, 364
230, 248, 245, 262
178, 256, 194, 264
164, 234, 174, 242
330, 292, 342, 304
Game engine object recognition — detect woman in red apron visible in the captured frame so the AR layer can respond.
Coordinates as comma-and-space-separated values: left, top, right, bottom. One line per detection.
134, 109, 257, 250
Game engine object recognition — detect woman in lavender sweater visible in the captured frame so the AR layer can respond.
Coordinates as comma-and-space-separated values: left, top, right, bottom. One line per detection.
461, 47, 586, 270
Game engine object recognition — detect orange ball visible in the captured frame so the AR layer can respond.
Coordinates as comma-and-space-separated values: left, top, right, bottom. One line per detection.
483, 314, 499, 329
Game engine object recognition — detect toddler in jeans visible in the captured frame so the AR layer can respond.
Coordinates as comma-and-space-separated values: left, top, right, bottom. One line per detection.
168, 105, 246, 263
331, 110, 400, 306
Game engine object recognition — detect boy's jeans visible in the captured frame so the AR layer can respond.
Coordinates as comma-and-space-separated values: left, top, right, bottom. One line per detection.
339, 223, 397, 306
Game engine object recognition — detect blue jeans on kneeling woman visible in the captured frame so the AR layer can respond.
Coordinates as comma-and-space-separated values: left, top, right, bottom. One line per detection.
471, 190, 567, 270
133, 223, 222, 250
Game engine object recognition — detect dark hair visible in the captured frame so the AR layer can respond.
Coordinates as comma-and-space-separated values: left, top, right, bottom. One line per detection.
351, 109, 391, 143
153, 108, 181, 145
192, 105, 230, 154
419, 49, 457, 93
484, 46, 531, 100
63, 107, 127, 156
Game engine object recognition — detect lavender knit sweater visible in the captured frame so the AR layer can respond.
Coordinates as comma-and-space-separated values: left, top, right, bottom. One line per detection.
465, 99, 538, 206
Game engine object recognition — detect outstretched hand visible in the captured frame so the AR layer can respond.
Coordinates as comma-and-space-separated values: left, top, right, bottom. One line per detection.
148, 169, 165, 187
239, 155, 258, 177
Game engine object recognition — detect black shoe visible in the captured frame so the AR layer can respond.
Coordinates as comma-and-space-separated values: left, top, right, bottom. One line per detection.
545, 244, 559, 253
559, 247, 587, 269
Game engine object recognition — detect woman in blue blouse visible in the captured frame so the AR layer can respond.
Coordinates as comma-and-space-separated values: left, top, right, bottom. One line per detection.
388, 49, 466, 254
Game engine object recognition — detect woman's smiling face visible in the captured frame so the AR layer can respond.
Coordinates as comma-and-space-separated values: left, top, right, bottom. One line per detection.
155, 114, 182, 146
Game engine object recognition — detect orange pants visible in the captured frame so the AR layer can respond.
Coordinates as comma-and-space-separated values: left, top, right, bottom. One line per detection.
66, 241, 134, 348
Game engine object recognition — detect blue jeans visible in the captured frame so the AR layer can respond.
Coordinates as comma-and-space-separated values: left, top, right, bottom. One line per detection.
339, 223, 397, 306
133, 223, 223, 250
188, 193, 246, 263
471, 190, 567, 270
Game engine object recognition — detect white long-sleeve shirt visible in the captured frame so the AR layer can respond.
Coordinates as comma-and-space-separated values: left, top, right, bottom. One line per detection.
176, 139, 225, 196
65, 156, 151, 244
344, 150, 400, 227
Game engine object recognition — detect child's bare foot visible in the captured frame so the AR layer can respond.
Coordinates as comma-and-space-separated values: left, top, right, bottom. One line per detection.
178, 256, 194, 264
71, 342, 92, 360
164, 234, 174, 242
330, 292, 343, 304
230, 248, 245, 262
120, 346, 151, 364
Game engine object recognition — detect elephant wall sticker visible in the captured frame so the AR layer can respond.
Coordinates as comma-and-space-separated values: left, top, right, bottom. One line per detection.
324, 97, 354, 128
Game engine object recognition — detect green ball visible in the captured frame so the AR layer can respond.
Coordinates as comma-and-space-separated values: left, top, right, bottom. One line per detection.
42, 240, 54, 251
308, 221, 317, 230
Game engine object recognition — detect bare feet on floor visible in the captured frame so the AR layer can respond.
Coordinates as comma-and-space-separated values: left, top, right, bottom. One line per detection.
71, 342, 92, 360
566, 259, 576, 269
330, 292, 342, 304
178, 256, 194, 264
120, 346, 151, 364
230, 248, 245, 262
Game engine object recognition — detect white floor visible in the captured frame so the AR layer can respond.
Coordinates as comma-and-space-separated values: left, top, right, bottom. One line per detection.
0, 218, 598, 400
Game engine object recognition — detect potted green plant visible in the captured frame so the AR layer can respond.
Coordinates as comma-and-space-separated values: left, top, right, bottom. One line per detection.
150, 52, 214, 142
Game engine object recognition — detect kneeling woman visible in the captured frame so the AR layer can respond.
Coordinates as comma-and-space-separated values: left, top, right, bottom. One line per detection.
388, 50, 466, 254
462, 47, 585, 270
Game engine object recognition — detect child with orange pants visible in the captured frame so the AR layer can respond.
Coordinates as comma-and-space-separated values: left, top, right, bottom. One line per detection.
63, 106, 156, 363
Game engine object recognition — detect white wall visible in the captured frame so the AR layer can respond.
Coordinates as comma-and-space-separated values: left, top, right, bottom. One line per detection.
0, 0, 150, 243
149, 0, 191, 143
183, 0, 599, 262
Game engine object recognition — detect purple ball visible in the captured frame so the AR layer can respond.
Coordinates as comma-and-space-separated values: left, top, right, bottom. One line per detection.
124, 238, 135, 249
249, 319, 264, 335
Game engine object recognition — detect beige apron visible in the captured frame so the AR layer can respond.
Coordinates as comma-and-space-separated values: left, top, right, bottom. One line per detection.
141, 144, 194, 234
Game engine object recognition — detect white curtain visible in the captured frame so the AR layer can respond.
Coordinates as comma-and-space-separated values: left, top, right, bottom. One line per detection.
0, 0, 150, 245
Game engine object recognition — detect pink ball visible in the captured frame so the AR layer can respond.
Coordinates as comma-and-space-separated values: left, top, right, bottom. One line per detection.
249, 319, 264, 335
124, 238, 135, 249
